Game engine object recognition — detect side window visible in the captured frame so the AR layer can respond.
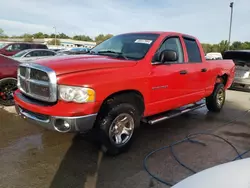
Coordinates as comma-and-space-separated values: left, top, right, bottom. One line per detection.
6, 45, 13, 51
13, 44, 21, 51
6, 44, 21, 51
38, 51, 45, 56
47, 51, 55, 56
29, 51, 41, 57
41, 51, 52, 56
20, 44, 29, 50
183, 38, 202, 62
157, 37, 184, 63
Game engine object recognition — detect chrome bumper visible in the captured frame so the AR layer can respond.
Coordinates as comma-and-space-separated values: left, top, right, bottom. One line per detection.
233, 78, 250, 85
15, 105, 97, 133
232, 78, 250, 89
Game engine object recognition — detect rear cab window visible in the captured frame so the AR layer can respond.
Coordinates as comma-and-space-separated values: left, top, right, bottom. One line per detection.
183, 37, 202, 62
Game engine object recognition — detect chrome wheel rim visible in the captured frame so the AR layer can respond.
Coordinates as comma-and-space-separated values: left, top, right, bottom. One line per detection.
216, 88, 224, 107
109, 113, 134, 147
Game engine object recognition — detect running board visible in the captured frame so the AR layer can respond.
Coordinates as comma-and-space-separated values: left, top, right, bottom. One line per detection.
144, 103, 206, 125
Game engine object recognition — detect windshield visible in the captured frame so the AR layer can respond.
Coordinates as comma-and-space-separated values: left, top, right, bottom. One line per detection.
0, 43, 8, 49
91, 33, 159, 60
13, 50, 29, 57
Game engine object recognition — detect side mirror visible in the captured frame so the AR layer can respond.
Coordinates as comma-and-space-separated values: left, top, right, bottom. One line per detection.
159, 50, 178, 63
26, 54, 31, 57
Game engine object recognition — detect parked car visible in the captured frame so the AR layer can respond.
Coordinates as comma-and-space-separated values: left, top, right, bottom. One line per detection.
0, 42, 48, 56
206, 52, 223, 60
14, 31, 235, 155
55, 47, 90, 56
223, 50, 250, 90
12, 49, 57, 62
0, 55, 20, 106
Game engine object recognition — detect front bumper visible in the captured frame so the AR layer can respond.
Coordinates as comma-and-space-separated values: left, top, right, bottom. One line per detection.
15, 104, 97, 133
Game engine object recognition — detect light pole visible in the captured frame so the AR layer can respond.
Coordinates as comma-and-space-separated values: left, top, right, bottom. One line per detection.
228, 2, 234, 50
53, 26, 57, 46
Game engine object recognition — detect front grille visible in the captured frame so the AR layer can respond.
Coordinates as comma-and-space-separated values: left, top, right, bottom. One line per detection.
30, 82, 50, 97
30, 69, 49, 82
17, 63, 57, 102
19, 66, 26, 77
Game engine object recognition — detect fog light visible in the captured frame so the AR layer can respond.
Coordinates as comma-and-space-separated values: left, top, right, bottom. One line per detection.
54, 119, 71, 132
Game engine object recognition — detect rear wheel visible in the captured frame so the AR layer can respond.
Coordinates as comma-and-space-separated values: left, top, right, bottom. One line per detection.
206, 83, 225, 112
0, 78, 17, 106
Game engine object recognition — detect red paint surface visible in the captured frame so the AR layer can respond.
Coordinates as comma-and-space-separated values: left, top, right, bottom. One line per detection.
0, 55, 19, 79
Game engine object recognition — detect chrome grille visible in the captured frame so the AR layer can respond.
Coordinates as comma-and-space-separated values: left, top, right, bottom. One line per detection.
17, 63, 57, 102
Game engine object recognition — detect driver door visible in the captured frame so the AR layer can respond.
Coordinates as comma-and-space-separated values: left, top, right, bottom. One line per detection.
148, 36, 190, 115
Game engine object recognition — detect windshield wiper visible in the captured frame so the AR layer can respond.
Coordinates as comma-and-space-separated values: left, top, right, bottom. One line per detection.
97, 50, 129, 60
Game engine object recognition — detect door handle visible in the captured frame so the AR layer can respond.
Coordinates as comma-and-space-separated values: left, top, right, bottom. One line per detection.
179, 70, 188, 75
201, 68, 207, 72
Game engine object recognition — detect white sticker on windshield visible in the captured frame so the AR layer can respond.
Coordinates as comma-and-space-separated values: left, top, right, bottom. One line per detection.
134, 39, 152, 44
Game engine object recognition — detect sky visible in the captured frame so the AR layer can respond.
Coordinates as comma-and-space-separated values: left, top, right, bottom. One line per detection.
0, 0, 249, 43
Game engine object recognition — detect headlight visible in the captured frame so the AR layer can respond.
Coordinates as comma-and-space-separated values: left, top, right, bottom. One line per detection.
58, 85, 95, 103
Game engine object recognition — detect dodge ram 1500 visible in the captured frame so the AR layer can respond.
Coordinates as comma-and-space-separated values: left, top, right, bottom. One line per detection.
14, 31, 235, 155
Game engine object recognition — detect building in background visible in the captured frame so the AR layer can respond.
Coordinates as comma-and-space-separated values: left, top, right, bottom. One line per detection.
0, 38, 96, 50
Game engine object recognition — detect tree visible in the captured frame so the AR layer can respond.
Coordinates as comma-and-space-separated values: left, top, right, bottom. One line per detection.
44, 34, 49, 38
33, 32, 45, 39
231, 41, 242, 50
241, 42, 250, 50
22, 33, 33, 42
0, 28, 4, 37
58, 33, 70, 39
217, 40, 229, 54
0, 28, 8, 38
50, 34, 56, 38
95, 34, 113, 44
73, 35, 93, 41
47, 39, 61, 45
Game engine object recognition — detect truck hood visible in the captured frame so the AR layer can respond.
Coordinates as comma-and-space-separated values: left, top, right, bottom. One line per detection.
34, 55, 137, 75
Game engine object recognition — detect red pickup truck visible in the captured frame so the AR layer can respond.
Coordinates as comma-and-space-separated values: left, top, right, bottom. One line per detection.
14, 32, 235, 155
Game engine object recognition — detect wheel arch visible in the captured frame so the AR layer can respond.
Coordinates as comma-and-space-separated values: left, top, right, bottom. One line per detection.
216, 74, 229, 86
98, 89, 145, 117
0, 77, 17, 82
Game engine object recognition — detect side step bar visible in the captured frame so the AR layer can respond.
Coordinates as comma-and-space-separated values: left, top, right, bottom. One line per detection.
145, 103, 206, 125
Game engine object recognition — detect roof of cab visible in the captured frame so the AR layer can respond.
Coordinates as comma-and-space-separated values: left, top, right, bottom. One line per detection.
119, 31, 197, 39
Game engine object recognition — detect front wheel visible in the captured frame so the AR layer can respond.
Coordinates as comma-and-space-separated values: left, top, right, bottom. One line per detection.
97, 103, 140, 156
206, 83, 225, 112
0, 78, 17, 106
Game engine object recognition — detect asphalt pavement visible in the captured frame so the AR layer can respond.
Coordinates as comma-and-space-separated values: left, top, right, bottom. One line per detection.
0, 90, 250, 188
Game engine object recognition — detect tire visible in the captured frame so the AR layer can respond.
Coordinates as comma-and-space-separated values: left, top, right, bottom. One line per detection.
96, 96, 141, 156
206, 83, 225, 112
0, 78, 17, 106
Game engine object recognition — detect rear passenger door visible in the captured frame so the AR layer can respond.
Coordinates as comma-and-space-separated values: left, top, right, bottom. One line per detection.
182, 36, 207, 99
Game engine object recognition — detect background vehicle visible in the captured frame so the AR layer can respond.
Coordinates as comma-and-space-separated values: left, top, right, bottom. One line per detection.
0, 55, 20, 106
223, 50, 250, 90
0, 42, 48, 56
12, 49, 57, 62
55, 47, 90, 56
14, 31, 235, 155
205, 52, 223, 60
